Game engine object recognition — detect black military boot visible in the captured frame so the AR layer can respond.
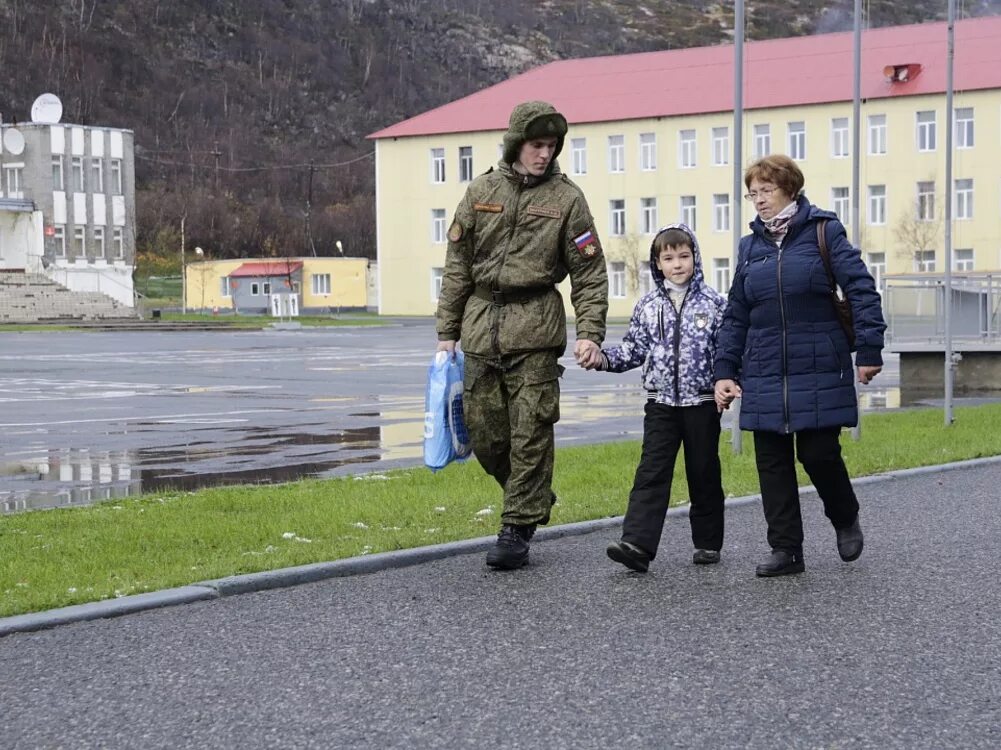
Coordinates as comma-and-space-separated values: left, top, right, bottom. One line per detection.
486, 524, 533, 570
755, 548, 805, 577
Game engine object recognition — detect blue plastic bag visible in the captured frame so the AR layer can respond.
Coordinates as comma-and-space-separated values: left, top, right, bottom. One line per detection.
423, 351, 472, 471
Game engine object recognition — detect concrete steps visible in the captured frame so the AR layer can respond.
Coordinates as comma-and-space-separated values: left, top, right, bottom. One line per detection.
0, 272, 139, 323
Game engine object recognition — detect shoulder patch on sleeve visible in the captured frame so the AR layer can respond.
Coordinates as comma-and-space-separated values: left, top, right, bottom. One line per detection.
448, 221, 464, 242
573, 229, 601, 258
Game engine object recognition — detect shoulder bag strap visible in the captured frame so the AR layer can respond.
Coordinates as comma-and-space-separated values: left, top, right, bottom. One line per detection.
816, 219, 836, 293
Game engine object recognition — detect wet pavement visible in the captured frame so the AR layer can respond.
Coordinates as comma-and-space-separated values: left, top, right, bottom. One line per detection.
0, 320, 900, 513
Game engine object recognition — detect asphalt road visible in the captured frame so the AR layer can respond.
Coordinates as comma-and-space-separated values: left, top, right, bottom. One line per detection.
0, 321, 898, 513
1, 460, 997, 749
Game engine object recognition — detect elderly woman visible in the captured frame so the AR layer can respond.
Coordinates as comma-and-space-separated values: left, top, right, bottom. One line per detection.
714, 155, 886, 577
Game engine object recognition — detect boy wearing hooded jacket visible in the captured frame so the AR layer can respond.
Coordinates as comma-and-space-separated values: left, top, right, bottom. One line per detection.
584, 224, 726, 572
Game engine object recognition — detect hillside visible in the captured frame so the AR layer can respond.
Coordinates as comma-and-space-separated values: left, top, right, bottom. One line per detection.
1, 0, 997, 267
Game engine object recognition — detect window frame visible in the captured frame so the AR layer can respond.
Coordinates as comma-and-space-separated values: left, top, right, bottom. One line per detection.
430, 148, 445, 183
607, 135, 625, 173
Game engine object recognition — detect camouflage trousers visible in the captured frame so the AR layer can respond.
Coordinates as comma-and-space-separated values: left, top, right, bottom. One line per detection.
463, 350, 564, 526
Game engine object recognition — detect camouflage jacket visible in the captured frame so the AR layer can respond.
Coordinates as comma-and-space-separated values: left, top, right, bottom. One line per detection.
435, 162, 608, 357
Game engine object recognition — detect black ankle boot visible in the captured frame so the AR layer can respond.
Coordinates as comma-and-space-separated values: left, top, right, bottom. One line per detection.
755, 549, 805, 577
486, 524, 532, 570
836, 518, 864, 562
606, 540, 651, 573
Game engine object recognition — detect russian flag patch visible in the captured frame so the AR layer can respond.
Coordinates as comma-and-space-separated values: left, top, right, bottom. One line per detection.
573, 229, 599, 257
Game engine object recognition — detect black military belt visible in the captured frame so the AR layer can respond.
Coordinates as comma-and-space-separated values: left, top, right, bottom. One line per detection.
473, 285, 553, 306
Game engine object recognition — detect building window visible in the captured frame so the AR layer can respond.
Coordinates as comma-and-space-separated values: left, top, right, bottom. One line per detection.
954, 178, 974, 220
52, 157, 64, 191
262, 281, 272, 295
110, 159, 123, 194
608, 135, 624, 173
640, 197, 658, 234
311, 273, 331, 295
917, 181, 935, 221
112, 228, 124, 259
679, 129, 696, 168
712, 194, 730, 232
430, 148, 445, 183
916, 111, 936, 152
91, 158, 104, 193
867, 252, 886, 292
609, 199, 626, 236
832, 187, 850, 224
868, 114, 887, 155
73, 226, 85, 255
753, 124, 770, 159
788, 121, 806, 160
71, 157, 84, 191
53, 225, 66, 257
868, 185, 886, 225
712, 258, 731, 294
638, 267, 653, 296
955, 107, 974, 149
431, 208, 446, 243
609, 261, 626, 299
251, 282, 260, 296
712, 127, 729, 166
831, 117, 849, 158
571, 138, 587, 175
680, 196, 696, 231
4, 164, 24, 198
954, 248, 974, 272
639, 132, 656, 171
458, 146, 473, 182
431, 267, 444, 301
220, 277, 231, 297
93, 226, 105, 257
917, 250, 936, 273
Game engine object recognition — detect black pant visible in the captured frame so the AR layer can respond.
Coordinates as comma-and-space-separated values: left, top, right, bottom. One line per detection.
621, 401, 725, 558
753, 428, 860, 553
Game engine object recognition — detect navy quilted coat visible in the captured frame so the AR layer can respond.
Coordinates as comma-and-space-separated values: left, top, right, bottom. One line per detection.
713, 195, 886, 434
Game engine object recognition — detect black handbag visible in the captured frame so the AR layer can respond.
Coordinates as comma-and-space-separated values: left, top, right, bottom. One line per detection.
816, 220, 855, 347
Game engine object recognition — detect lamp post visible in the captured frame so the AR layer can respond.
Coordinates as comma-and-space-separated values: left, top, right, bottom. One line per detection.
335, 240, 344, 256
194, 247, 205, 311
180, 216, 186, 314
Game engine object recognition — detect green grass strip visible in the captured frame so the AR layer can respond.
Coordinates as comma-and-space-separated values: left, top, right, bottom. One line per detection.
2, 403, 1001, 617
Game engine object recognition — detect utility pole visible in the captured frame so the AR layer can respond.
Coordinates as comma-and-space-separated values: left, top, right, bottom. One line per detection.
305, 161, 317, 257
850, 0, 862, 441
944, 0, 956, 425
730, 0, 744, 454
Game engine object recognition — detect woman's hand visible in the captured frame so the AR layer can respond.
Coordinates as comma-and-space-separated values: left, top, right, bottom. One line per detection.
857, 365, 881, 384
715, 379, 742, 411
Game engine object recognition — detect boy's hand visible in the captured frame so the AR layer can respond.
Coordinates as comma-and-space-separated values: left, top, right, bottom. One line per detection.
714, 379, 741, 411
575, 339, 602, 370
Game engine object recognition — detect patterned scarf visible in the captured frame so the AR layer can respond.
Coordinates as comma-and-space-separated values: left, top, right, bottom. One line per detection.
761, 201, 798, 243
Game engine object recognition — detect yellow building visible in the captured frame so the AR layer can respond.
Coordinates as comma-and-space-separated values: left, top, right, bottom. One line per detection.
183, 256, 369, 314
369, 18, 1001, 319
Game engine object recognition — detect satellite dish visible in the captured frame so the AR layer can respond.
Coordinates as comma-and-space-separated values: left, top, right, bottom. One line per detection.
3, 128, 25, 155
31, 93, 63, 124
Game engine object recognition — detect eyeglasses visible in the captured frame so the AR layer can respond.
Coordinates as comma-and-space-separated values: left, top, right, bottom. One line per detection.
744, 187, 777, 201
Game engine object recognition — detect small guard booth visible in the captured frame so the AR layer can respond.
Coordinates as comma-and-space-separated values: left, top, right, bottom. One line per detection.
227, 261, 303, 315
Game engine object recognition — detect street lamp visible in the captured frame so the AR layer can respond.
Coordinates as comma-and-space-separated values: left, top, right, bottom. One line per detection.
335, 240, 344, 256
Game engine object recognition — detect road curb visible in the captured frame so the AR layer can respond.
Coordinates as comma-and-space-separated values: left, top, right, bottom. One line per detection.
4, 454, 1001, 637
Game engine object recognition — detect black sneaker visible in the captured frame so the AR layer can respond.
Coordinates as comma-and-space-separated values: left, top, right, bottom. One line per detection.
836, 518, 864, 562
755, 549, 805, 577
692, 549, 721, 565
606, 540, 651, 573
485, 524, 532, 570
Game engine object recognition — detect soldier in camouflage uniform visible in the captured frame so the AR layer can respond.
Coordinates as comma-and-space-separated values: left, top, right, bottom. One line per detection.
435, 100, 608, 570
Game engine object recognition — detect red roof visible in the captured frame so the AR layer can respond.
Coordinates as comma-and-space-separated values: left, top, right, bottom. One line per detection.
369, 17, 1001, 140
229, 261, 303, 277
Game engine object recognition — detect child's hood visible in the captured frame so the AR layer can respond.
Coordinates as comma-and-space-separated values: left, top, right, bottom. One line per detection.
648, 223, 706, 291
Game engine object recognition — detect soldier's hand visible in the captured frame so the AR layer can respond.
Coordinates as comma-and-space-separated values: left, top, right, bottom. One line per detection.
436, 340, 457, 359
575, 339, 601, 369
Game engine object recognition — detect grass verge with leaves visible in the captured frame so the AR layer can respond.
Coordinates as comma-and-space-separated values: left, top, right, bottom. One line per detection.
3, 404, 1001, 617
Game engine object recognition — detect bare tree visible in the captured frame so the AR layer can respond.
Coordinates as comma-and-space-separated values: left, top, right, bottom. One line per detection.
893, 203, 943, 271
609, 232, 650, 293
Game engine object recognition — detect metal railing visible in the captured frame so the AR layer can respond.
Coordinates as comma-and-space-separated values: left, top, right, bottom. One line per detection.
884, 273, 1001, 345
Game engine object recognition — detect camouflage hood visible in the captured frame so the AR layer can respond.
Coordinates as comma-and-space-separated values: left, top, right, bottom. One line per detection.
501, 101, 568, 168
